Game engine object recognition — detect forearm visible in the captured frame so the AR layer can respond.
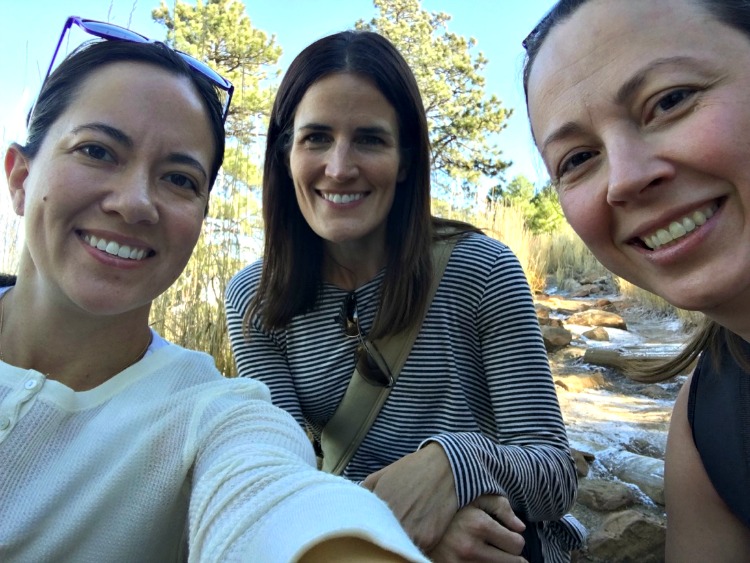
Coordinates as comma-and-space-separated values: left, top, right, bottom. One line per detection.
426, 432, 577, 520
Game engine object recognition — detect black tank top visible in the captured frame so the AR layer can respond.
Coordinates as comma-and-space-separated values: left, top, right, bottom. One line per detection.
688, 337, 750, 528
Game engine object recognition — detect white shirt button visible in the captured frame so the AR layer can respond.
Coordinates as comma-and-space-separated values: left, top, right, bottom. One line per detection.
0, 416, 10, 430
24, 379, 38, 390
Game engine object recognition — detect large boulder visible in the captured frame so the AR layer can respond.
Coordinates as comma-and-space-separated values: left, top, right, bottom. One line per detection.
577, 479, 638, 512
586, 510, 666, 563
541, 325, 573, 351
567, 309, 628, 330
599, 450, 665, 506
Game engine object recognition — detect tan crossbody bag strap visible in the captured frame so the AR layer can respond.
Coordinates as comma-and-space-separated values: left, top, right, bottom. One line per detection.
321, 238, 456, 475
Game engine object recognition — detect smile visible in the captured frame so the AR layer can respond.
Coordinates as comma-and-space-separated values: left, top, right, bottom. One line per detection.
640, 202, 719, 250
82, 233, 151, 260
320, 192, 365, 204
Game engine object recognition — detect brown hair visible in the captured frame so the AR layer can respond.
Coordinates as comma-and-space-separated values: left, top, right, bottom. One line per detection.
246, 30, 477, 339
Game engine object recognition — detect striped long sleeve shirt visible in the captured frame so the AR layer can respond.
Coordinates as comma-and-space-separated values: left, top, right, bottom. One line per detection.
226, 232, 584, 561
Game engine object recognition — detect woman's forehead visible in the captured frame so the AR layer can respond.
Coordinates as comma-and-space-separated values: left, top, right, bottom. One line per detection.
527, 0, 726, 133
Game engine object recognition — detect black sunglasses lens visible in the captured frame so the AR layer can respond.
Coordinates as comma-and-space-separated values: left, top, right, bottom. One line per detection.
179, 54, 231, 88
341, 293, 359, 337
80, 20, 148, 42
356, 346, 391, 387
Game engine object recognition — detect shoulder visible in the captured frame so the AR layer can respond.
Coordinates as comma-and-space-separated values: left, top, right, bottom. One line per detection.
226, 259, 264, 305
104, 344, 274, 419
449, 231, 516, 264
445, 232, 523, 277
665, 373, 750, 558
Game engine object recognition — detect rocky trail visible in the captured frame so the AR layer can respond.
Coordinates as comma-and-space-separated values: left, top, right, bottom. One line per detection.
536, 283, 692, 562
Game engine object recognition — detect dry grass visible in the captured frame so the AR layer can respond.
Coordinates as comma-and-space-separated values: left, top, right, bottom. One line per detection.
475, 204, 548, 294
537, 224, 611, 291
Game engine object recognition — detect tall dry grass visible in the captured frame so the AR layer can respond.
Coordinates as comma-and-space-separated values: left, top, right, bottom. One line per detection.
536, 223, 611, 292
149, 180, 262, 376
475, 204, 549, 294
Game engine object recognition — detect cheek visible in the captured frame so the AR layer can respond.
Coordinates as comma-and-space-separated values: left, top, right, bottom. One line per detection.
560, 190, 601, 240
172, 208, 205, 253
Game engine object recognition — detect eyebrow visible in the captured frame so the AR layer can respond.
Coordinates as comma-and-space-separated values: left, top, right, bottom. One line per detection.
540, 56, 704, 155
71, 122, 208, 181
72, 123, 133, 147
165, 153, 208, 182
296, 122, 395, 137
615, 56, 698, 105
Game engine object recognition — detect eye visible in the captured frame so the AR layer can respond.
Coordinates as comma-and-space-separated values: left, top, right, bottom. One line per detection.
356, 135, 385, 146
649, 88, 696, 119
559, 149, 597, 177
164, 173, 198, 193
76, 144, 114, 162
301, 132, 331, 146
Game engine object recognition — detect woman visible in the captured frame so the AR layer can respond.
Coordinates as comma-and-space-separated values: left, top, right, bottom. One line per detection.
226, 30, 584, 562
0, 16, 429, 563
523, 0, 750, 559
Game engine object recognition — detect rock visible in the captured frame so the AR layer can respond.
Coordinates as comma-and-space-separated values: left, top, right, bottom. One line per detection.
593, 298, 616, 312
582, 327, 610, 341
552, 346, 586, 363
536, 296, 594, 315
535, 303, 551, 320
599, 450, 665, 506
625, 437, 664, 459
586, 510, 666, 563
638, 384, 674, 401
555, 371, 606, 393
577, 479, 638, 511
567, 309, 628, 330
582, 348, 679, 371
571, 284, 601, 297
541, 325, 572, 351
571, 448, 596, 478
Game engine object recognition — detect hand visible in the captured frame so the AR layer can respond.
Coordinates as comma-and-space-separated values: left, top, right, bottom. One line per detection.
429, 495, 528, 563
362, 442, 458, 551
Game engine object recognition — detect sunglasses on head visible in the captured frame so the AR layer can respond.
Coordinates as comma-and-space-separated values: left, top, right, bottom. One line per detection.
338, 292, 394, 388
44, 16, 234, 122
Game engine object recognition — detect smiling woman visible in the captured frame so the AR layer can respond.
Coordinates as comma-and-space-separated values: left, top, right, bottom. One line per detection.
227, 29, 585, 563
523, 0, 750, 559
0, 17, 428, 563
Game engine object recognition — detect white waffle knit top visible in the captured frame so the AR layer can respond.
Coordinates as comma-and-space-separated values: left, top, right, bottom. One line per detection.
0, 330, 426, 562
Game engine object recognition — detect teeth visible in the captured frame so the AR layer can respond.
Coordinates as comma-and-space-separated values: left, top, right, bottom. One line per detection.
641, 203, 717, 250
322, 192, 365, 204
82, 234, 148, 261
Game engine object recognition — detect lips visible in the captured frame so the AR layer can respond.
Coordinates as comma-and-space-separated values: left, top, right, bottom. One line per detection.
639, 202, 719, 250
81, 233, 152, 260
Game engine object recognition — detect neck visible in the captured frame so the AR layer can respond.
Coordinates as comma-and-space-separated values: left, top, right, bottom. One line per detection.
322, 232, 389, 290
0, 285, 153, 391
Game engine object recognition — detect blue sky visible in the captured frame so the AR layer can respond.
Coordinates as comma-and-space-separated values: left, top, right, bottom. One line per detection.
0, 0, 556, 187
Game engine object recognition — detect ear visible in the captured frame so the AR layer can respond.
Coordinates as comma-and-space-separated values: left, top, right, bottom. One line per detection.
4, 144, 30, 217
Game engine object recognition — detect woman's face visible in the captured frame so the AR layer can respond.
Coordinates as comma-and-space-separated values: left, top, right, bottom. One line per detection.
288, 72, 404, 251
4, 62, 214, 317
528, 0, 750, 321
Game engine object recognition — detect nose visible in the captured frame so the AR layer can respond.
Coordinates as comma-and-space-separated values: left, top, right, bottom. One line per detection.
325, 141, 359, 183
101, 170, 159, 224
606, 133, 675, 206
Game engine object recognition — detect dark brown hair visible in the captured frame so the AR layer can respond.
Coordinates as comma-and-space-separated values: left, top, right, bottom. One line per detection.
247, 30, 477, 338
